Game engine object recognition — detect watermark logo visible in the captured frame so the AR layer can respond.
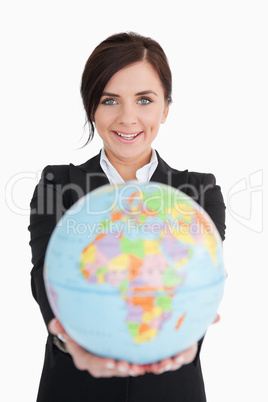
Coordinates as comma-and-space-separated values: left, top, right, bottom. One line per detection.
227, 170, 263, 233
5, 168, 264, 233
64, 217, 213, 239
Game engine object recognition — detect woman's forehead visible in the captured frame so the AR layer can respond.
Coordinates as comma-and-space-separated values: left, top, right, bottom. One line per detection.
103, 61, 164, 95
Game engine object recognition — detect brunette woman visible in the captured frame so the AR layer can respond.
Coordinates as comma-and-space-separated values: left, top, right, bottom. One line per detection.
29, 32, 225, 402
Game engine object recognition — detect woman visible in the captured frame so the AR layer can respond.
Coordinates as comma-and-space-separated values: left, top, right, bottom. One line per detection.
29, 32, 226, 402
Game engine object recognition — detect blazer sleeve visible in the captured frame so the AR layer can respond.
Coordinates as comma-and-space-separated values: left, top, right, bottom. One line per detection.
28, 165, 71, 327
187, 172, 226, 241
187, 172, 226, 366
201, 173, 226, 241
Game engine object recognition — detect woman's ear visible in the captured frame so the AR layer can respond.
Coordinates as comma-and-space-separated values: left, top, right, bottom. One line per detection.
161, 102, 170, 124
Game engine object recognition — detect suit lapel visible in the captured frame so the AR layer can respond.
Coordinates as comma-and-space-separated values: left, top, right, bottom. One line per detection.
69, 151, 109, 204
68, 150, 189, 205
151, 151, 189, 192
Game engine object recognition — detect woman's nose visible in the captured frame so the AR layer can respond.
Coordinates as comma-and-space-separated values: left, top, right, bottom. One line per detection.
117, 104, 137, 127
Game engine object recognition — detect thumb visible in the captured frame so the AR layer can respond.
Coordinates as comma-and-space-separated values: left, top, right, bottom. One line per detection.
48, 318, 64, 335
213, 314, 221, 324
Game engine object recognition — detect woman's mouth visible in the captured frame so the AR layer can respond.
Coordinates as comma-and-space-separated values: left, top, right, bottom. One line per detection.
112, 131, 142, 142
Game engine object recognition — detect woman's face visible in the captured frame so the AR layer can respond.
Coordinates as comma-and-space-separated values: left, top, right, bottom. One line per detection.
94, 61, 169, 163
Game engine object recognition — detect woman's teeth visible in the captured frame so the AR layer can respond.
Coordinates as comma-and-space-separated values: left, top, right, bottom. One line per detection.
116, 132, 140, 140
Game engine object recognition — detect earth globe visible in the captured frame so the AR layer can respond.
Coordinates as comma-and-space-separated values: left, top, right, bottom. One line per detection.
44, 181, 226, 364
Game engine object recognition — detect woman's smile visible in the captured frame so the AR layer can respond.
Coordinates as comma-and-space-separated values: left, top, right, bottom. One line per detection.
112, 130, 143, 142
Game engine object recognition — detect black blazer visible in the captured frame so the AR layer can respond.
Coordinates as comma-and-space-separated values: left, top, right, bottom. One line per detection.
29, 150, 226, 402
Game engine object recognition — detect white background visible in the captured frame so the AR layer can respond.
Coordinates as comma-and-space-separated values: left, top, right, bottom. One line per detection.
1, 1, 267, 401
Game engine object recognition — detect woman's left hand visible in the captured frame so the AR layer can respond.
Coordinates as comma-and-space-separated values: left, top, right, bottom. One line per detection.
143, 313, 221, 375
143, 343, 198, 375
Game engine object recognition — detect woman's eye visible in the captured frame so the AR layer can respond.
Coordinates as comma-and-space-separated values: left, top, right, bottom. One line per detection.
138, 98, 152, 105
102, 99, 117, 105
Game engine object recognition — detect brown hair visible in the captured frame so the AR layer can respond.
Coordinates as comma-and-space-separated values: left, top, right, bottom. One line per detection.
80, 32, 172, 145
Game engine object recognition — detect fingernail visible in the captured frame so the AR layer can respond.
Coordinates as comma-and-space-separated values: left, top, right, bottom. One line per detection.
55, 320, 62, 332
118, 365, 127, 373
175, 356, 184, 365
163, 364, 171, 372
158, 364, 171, 373
57, 334, 66, 343
129, 370, 138, 377
106, 362, 115, 369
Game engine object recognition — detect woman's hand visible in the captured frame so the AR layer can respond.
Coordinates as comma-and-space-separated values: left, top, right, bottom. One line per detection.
48, 314, 220, 377
146, 313, 221, 374
48, 318, 146, 378
145, 343, 198, 374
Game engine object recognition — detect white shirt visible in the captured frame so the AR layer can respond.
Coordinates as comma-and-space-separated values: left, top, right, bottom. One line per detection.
100, 147, 158, 184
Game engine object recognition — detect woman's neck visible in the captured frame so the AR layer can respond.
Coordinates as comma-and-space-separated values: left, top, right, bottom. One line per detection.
104, 148, 152, 181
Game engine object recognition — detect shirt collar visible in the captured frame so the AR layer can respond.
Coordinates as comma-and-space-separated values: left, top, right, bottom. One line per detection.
100, 147, 158, 184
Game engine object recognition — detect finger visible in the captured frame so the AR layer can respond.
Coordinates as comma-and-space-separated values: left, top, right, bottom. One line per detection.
127, 363, 146, 377
153, 358, 174, 375
54, 319, 65, 334
213, 314, 221, 324
180, 343, 198, 365
65, 340, 129, 378
114, 361, 131, 377
66, 340, 112, 377
48, 318, 64, 335
48, 318, 70, 345
104, 359, 147, 378
169, 354, 185, 371
48, 318, 58, 334
65, 338, 92, 371
170, 343, 198, 370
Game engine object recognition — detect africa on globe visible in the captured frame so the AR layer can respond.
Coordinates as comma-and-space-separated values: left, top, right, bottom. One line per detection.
44, 181, 226, 364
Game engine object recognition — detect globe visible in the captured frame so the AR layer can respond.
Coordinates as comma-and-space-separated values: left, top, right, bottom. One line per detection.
44, 181, 226, 364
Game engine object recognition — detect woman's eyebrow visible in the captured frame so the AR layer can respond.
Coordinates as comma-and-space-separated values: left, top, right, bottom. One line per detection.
135, 90, 158, 96
101, 90, 158, 97
102, 92, 120, 97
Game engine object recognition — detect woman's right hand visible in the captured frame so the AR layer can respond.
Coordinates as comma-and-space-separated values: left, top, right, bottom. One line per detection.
48, 318, 146, 378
